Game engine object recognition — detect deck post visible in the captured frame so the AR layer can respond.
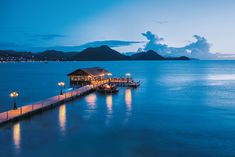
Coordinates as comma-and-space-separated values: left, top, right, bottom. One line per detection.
20, 107, 22, 115
6, 111, 8, 120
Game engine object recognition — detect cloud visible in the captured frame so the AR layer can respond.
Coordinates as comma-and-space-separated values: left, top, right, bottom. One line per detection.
29, 34, 66, 41
0, 40, 142, 52
183, 35, 211, 57
79, 40, 142, 48
0, 41, 29, 51
40, 40, 142, 52
141, 31, 168, 55
0, 32, 217, 60
142, 31, 164, 43
141, 31, 215, 59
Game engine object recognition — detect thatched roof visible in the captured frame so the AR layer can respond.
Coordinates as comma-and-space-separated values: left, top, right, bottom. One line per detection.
67, 67, 110, 77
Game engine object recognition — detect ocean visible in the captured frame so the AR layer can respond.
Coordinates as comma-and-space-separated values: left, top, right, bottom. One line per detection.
1, 61, 235, 157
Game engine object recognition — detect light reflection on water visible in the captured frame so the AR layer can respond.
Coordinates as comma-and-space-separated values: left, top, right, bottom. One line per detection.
164, 74, 235, 84
125, 88, 132, 112
124, 88, 132, 124
84, 93, 97, 119
1, 61, 235, 157
59, 105, 66, 134
85, 93, 97, 110
106, 95, 112, 114
106, 95, 113, 125
206, 74, 235, 81
13, 123, 21, 152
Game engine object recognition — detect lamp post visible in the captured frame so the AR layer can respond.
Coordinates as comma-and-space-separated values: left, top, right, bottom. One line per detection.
125, 73, 131, 83
107, 73, 112, 82
125, 73, 131, 78
58, 82, 65, 95
9, 91, 19, 110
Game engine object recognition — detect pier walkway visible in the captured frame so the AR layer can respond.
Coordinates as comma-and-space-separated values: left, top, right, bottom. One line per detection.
0, 80, 108, 126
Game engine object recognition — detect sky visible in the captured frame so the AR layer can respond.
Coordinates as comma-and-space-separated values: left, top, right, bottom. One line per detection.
1, 0, 235, 58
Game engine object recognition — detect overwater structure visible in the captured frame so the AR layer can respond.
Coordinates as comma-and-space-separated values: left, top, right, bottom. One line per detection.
0, 67, 140, 126
67, 67, 111, 87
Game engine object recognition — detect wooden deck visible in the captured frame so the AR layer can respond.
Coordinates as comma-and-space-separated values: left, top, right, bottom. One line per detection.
0, 78, 140, 126
110, 78, 140, 87
0, 80, 109, 126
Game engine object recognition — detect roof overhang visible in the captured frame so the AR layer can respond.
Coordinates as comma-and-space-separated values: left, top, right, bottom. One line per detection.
67, 67, 110, 77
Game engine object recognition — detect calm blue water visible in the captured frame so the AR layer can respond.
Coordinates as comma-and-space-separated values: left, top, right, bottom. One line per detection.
1, 61, 235, 157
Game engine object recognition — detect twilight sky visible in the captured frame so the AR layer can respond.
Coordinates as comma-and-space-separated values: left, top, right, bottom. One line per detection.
1, 0, 235, 56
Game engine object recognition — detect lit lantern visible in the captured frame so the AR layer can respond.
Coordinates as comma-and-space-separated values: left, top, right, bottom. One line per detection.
107, 73, 112, 82
125, 73, 131, 83
106, 84, 111, 89
9, 91, 19, 110
125, 73, 131, 77
58, 82, 65, 95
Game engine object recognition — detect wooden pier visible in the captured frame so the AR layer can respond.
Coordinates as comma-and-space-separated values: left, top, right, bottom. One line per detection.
0, 66, 140, 126
110, 78, 140, 87
0, 80, 109, 126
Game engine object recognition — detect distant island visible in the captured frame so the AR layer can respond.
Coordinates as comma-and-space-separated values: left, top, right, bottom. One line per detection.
0, 45, 191, 62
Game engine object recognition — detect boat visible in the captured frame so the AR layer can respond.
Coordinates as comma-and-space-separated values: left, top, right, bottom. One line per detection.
97, 84, 119, 94
128, 81, 140, 88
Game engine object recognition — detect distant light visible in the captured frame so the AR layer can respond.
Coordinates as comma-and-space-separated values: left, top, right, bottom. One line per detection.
107, 73, 112, 76
125, 73, 131, 77
10, 91, 19, 98
105, 84, 111, 89
58, 82, 65, 95
58, 82, 65, 87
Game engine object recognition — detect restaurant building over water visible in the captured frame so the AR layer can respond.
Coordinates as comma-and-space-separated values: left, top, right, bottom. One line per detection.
67, 67, 111, 87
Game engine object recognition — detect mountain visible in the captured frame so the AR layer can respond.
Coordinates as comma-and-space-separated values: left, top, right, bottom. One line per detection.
131, 50, 165, 60
0, 46, 191, 61
123, 52, 138, 56
131, 50, 190, 60
165, 56, 191, 60
70, 45, 130, 61
0, 50, 35, 60
37, 50, 77, 60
